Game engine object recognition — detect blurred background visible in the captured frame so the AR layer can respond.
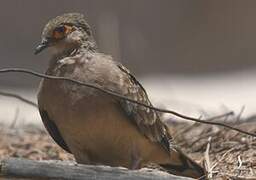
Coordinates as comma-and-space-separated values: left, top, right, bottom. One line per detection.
0, 0, 255, 125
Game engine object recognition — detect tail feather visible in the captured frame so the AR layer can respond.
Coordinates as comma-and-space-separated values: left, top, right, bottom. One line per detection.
160, 148, 207, 179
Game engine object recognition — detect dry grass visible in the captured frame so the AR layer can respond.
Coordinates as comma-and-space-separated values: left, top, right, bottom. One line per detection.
170, 120, 256, 179
0, 124, 73, 161
0, 119, 256, 179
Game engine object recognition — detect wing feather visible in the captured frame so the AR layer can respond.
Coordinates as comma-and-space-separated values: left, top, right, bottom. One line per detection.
39, 109, 71, 153
117, 63, 173, 152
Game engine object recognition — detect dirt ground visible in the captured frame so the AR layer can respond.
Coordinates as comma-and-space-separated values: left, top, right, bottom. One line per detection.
0, 118, 255, 180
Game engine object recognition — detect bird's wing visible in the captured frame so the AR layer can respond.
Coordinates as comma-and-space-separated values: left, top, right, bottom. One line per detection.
39, 109, 71, 153
116, 63, 173, 152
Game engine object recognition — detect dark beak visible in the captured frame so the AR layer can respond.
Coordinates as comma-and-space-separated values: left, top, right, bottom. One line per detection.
34, 39, 49, 55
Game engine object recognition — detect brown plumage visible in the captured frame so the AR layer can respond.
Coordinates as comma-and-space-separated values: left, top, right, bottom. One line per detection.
35, 13, 206, 179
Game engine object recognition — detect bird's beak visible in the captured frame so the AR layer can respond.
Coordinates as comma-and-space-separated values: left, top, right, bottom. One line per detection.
34, 39, 49, 55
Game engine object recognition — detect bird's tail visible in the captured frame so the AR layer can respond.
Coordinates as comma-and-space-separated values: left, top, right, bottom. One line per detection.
160, 148, 207, 179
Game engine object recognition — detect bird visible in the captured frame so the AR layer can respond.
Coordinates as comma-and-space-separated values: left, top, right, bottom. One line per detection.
35, 13, 206, 179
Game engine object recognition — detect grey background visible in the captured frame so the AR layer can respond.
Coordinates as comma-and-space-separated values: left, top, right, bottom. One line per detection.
0, 0, 256, 87
0, 1, 256, 125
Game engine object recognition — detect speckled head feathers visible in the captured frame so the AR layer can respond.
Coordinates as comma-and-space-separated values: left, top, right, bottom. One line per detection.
35, 13, 96, 55
42, 13, 92, 39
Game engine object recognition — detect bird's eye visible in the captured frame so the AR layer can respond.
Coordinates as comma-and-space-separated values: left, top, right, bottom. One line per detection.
55, 26, 65, 33
53, 25, 74, 40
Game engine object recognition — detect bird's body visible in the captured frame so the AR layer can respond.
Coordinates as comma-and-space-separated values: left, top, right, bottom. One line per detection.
38, 52, 170, 168
36, 13, 206, 179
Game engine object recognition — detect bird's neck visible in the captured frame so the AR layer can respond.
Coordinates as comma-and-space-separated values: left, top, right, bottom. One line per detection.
79, 38, 98, 54
51, 38, 98, 59
48, 39, 98, 71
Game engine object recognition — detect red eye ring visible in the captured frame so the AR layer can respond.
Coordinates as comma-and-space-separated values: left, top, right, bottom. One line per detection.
53, 25, 74, 39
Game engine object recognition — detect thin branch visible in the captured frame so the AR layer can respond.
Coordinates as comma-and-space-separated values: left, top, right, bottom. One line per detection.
204, 137, 212, 179
236, 105, 245, 123
0, 91, 37, 107
237, 155, 242, 169
0, 67, 255, 138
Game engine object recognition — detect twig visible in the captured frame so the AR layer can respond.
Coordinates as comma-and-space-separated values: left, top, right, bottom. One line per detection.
1, 68, 256, 138
204, 137, 212, 179
236, 105, 245, 123
237, 155, 243, 169
0, 91, 37, 107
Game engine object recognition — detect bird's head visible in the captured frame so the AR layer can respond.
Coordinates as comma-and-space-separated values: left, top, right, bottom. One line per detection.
35, 13, 95, 56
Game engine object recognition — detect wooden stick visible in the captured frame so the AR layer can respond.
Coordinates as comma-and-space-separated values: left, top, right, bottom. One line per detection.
0, 158, 194, 180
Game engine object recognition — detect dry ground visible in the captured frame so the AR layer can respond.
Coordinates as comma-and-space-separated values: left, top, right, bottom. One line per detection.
0, 119, 255, 179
